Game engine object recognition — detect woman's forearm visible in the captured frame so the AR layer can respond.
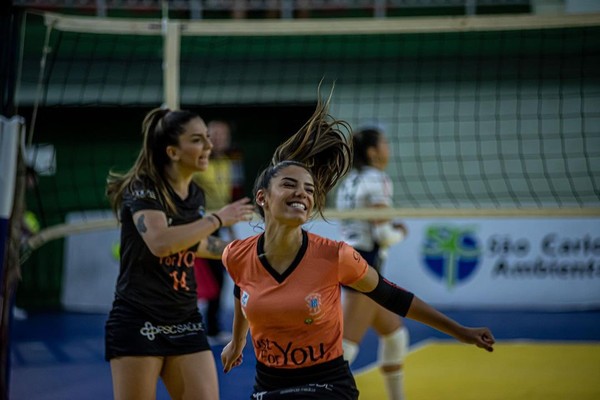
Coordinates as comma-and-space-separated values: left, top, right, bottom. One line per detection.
405, 296, 466, 339
231, 299, 249, 347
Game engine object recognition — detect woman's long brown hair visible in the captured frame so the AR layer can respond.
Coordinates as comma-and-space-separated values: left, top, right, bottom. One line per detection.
253, 85, 353, 220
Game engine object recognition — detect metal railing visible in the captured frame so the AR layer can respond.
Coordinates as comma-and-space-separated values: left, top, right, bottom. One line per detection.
13, 0, 532, 18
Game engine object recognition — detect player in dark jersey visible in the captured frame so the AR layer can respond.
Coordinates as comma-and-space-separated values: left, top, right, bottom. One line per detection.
220, 89, 495, 399
105, 108, 254, 400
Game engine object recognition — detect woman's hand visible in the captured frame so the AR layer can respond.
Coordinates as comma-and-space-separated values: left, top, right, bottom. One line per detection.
404, 296, 496, 353
221, 339, 246, 373
392, 221, 408, 238
214, 198, 255, 227
456, 326, 496, 352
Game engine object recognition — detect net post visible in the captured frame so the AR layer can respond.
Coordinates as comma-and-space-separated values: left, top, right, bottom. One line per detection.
162, 4, 180, 110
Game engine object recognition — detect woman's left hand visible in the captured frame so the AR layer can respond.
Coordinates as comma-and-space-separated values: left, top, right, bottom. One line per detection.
458, 326, 496, 352
221, 341, 245, 373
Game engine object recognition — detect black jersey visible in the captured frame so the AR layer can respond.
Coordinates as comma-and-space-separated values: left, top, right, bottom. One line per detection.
114, 178, 206, 323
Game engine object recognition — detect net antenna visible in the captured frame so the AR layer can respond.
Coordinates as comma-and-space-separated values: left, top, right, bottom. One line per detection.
16, 11, 600, 258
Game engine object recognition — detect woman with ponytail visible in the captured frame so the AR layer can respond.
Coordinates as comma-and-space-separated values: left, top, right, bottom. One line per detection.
336, 126, 410, 400
105, 108, 254, 400
220, 90, 495, 399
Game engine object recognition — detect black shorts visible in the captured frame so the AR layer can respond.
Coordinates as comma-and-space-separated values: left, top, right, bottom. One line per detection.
105, 297, 210, 360
252, 357, 359, 400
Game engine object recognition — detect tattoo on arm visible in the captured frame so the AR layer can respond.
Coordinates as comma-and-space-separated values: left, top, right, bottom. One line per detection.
205, 236, 227, 256
135, 214, 147, 234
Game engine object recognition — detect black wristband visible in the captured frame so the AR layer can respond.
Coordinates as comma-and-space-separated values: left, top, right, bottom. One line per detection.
364, 273, 415, 317
211, 213, 223, 229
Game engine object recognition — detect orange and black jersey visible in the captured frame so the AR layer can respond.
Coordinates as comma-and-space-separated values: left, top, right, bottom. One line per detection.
223, 230, 369, 369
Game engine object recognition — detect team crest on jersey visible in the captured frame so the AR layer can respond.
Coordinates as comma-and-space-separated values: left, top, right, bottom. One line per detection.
241, 290, 250, 307
305, 293, 322, 316
241, 290, 250, 318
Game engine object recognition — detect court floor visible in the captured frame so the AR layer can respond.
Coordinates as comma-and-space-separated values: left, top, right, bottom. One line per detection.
9, 308, 600, 399
355, 341, 600, 400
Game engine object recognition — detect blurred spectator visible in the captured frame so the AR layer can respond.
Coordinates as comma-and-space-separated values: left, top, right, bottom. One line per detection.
193, 119, 244, 345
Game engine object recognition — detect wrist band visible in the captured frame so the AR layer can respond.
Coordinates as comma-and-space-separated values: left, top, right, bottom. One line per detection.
211, 213, 223, 229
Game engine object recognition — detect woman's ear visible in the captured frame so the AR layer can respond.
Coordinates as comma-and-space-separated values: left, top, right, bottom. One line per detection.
256, 190, 266, 207
166, 145, 179, 161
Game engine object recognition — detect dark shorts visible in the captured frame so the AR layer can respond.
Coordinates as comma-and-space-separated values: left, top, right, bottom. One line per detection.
252, 357, 359, 400
105, 298, 210, 360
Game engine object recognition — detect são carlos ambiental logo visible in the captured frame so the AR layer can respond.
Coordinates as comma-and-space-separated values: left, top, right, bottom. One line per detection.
422, 225, 481, 289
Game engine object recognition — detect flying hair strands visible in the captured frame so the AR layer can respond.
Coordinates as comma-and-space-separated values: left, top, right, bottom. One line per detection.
270, 84, 353, 219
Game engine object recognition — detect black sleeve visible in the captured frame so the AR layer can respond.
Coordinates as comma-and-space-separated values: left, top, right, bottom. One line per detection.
126, 180, 164, 214
363, 273, 415, 317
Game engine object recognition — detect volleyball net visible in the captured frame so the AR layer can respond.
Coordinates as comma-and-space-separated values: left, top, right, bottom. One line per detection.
15, 10, 600, 255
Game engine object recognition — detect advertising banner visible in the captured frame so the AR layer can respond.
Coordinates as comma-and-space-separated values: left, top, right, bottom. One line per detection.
63, 213, 600, 311
62, 211, 120, 312
373, 218, 600, 310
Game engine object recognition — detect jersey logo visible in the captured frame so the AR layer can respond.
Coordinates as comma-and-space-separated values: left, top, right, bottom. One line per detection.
305, 293, 322, 317
241, 290, 250, 307
132, 189, 157, 200
241, 290, 250, 318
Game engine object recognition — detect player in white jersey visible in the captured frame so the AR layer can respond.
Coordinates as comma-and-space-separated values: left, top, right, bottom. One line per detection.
336, 127, 409, 400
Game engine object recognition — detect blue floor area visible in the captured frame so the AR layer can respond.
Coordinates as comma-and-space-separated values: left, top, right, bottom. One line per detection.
9, 309, 600, 399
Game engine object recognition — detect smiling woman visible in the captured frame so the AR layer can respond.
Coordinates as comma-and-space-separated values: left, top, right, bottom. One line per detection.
219, 89, 496, 399
259, 167, 315, 229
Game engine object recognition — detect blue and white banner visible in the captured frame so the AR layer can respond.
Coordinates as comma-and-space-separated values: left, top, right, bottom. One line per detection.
372, 218, 600, 310
62, 214, 600, 311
